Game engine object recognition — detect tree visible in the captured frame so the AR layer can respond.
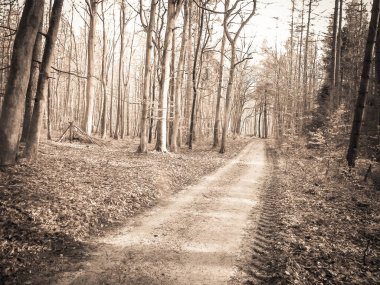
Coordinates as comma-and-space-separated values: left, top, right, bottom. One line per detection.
84, 0, 98, 135
220, 0, 256, 153
0, 0, 45, 166
114, 0, 126, 139
138, 0, 158, 153
302, 0, 313, 114
329, 0, 340, 109
100, 1, 108, 139
188, 3, 205, 150
20, 19, 44, 143
24, 0, 65, 161
347, 0, 380, 167
170, 0, 189, 153
155, 0, 184, 152
212, 30, 226, 148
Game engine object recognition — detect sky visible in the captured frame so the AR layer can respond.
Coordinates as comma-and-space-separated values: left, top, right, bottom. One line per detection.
247, 0, 371, 51
65, 0, 372, 58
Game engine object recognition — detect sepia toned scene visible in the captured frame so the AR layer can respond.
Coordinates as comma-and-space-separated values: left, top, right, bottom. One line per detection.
0, 0, 379, 284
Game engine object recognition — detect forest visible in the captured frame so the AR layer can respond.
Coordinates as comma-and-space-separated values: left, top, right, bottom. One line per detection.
0, 0, 379, 284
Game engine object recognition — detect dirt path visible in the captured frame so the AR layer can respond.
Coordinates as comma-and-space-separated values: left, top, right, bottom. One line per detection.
56, 139, 268, 285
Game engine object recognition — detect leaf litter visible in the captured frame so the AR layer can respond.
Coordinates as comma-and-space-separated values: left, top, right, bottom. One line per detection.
0, 136, 250, 284
235, 138, 379, 285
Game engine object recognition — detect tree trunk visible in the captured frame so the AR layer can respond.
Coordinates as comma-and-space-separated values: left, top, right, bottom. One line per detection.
171, 0, 188, 153
155, 0, 183, 152
155, 3, 174, 151
148, 47, 158, 144
347, 0, 380, 167
189, 5, 204, 150
263, 90, 268, 138
220, 44, 235, 153
0, 0, 45, 166
219, 0, 256, 153
213, 28, 226, 148
330, 0, 339, 109
114, 1, 126, 139
47, 80, 52, 140
297, 0, 305, 99
24, 0, 64, 161
100, 1, 108, 139
138, 0, 157, 152
84, 0, 97, 135
363, 17, 380, 149
335, 0, 343, 105
20, 18, 44, 143
184, 0, 193, 145
302, 0, 312, 114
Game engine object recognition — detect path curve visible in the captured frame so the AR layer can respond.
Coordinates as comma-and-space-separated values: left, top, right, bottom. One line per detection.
56, 139, 268, 285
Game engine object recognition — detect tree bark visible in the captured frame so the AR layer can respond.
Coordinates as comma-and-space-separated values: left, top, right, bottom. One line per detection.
347, 0, 380, 167
114, 1, 126, 139
20, 18, 44, 143
171, 0, 188, 153
213, 28, 226, 148
24, 0, 64, 161
84, 0, 97, 135
220, 0, 256, 153
263, 90, 268, 138
155, 0, 184, 152
100, 1, 108, 139
184, 0, 193, 145
47, 80, 52, 140
363, 17, 380, 146
189, 5, 204, 150
302, 0, 312, 114
138, 0, 157, 152
329, 0, 339, 109
0, 0, 45, 166
335, 0, 343, 105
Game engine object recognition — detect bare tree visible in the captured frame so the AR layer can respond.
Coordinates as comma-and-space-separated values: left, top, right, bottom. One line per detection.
329, 0, 339, 109
171, 0, 189, 152
155, 0, 184, 152
84, 0, 98, 135
114, 0, 126, 139
24, 0, 65, 161
20, 19, 44, 143
100, 1, 108, 139
347, 0, 380, 167
138, 0, 158, 153
0, 0, 44, 166
220, 0, 256, 153
189, 2, 205, 150
212, 29, 226, 148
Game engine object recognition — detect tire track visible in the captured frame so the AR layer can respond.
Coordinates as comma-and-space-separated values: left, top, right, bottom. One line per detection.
231, 145, 288, 285
55, 139, 269, 285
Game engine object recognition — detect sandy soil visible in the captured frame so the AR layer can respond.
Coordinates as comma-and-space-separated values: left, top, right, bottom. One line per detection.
55, 139, 268, 285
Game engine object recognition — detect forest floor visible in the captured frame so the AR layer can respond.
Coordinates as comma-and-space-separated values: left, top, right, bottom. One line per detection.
53, 138, 268, 285
233, 138, 380, 285
1, 135, 379, 285
0, 136, 251, 284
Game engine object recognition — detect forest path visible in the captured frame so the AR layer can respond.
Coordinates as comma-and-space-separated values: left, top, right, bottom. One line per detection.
56, 139, 268, 285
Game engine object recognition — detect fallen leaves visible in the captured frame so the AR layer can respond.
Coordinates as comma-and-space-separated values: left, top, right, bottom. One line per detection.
0, 136, 250, 284
234, 138, 379, 285
276, 140, 380, 285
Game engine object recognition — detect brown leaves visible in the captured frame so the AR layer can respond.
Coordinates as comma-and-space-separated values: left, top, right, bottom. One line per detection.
0, 137, 250, 283
275, 140, 380, 285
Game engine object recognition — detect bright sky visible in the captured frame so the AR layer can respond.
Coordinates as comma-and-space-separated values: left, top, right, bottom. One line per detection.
65, 0, 372, 59
247, 0, 371, 51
